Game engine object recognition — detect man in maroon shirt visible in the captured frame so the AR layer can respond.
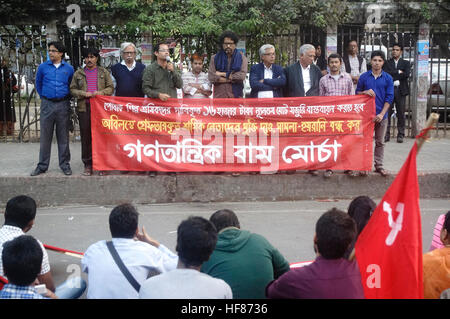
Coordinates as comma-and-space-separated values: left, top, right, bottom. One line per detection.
266, 208, 365, 299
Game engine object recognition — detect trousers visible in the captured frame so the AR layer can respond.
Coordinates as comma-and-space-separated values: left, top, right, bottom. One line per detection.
374, 118, 388, 169
37, 98, 71, 171
386, 88, 406, 138
77, 102, 92, 168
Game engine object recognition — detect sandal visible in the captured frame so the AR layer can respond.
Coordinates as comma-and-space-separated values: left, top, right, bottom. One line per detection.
375, 167, 388, 177
82, 167, 92, 176
324, 170, 333, 178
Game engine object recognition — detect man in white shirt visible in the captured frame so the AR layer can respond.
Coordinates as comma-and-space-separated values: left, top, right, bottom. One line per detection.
284, 44, 322, 98
383, 43, 410, 143
111, 42, 146, 97
182, 53, 212, 98
81, 204, 178, 299
139, 216, 232, 299
341, 40, 367, 92
249, 44, 286, 98
283, 44, 323, 176
0, 195, 86, 299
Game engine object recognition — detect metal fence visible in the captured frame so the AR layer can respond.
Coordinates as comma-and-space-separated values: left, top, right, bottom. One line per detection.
428, 25, 449, 137
1, 24, 448, 143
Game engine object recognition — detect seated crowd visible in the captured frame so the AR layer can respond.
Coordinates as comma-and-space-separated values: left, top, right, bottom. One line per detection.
0, 195, 448, 299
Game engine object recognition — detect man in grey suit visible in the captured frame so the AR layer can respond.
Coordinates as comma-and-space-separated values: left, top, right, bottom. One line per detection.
284, 44, 323, 176
284, 44, 322, 97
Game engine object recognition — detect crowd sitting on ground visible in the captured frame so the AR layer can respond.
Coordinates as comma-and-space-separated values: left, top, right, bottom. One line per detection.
0, 195, 448, 299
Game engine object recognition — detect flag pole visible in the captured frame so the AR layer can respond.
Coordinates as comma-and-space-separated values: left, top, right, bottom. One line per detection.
416, 113, 439, 155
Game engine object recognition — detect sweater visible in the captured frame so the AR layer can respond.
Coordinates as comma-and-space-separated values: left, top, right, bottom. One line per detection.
111, 62, 146, 97
200, 228, 290, 299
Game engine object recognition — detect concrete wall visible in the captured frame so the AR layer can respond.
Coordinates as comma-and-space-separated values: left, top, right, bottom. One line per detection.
1, 173, 448, 207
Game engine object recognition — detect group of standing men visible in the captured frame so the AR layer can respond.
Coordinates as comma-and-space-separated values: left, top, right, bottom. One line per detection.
29, 31, 410, 178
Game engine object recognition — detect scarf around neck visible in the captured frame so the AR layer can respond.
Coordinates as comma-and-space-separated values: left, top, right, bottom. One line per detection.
214, 49, 244, 98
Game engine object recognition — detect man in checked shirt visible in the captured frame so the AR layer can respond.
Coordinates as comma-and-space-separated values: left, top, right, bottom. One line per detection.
319, 53, 355, 178
182, 53, 212, 99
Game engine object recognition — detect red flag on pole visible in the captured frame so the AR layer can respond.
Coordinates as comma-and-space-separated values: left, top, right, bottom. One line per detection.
355, 142, 423, 299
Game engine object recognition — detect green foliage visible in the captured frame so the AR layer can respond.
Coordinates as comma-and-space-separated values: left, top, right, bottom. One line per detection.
88, 0, 347, 38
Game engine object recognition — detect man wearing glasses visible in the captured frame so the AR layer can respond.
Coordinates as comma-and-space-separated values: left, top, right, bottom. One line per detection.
31, 42, 74, 176
111, 42, 146, 97
249, 44, 286, 98
142, 43, 183, 101
208, 31, 248, 98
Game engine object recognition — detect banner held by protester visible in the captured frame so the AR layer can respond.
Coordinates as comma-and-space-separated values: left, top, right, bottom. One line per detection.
90, 95, 375, 172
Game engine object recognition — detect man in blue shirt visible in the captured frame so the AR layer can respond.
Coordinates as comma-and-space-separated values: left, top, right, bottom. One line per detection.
356, 51, 394, 177
31, 42, 74, 176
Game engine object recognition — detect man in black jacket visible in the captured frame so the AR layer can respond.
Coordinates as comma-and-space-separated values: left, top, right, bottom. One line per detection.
284, 44, 322, 97
383, 43, 410, 143
283, 44, 322, 176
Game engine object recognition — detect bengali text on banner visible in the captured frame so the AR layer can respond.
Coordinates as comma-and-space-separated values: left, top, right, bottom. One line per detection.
90, 95, 375, 172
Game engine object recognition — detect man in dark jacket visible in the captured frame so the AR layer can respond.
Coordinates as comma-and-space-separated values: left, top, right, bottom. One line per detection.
201, 209, 290, 299
284, 44, 322, 97
283, 43, 322, 176
383, 43, 410, 143
249, 44, 286, 98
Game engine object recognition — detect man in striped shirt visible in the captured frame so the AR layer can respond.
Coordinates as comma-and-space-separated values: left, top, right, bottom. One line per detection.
70, 47, 114, 175
182, 54, 211, 99
319, 53, 355, 178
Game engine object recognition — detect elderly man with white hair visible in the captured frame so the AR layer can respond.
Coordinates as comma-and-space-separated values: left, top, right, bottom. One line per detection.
111, 42, 146, 97
283, 43, 323, 176
249, 44, 286, 98
283, 43, 322, 97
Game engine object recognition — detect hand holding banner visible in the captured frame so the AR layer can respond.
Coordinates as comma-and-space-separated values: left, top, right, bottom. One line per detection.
90, 95, 375, 172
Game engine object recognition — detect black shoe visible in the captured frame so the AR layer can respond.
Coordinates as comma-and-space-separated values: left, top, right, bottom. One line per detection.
397, 136, 403, 143
384, 135, 390, 142
308, 170, 319, 176
30, 167, 46, 176
62, 167, 72, 176
324, 170, 333, 178
375, 167, 388, 177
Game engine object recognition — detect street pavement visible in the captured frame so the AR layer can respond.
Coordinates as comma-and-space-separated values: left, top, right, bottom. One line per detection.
0, 198, 447, 298
0, 135, 448, 298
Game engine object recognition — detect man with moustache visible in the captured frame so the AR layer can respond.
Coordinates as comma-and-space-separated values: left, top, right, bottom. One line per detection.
111, 42, 146, 97
182, 53, 211, 99
142, 43, 183, 101
208, 31, 248, 98
70, 47, 114, 176
341, 40, 367, 93
31, 42, 74, 176
319, 53, 355, 178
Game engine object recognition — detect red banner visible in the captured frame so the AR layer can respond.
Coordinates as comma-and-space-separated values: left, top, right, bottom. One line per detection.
90, 95, 375, 172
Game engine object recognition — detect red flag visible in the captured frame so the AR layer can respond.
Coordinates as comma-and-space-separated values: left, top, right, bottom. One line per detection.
355, 142, 423, 299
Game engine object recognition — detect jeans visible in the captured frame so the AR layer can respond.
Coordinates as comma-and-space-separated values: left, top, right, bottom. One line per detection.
55, 276, 87, 299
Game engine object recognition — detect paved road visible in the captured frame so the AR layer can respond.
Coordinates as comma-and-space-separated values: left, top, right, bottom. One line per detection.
1, 198, 447, 297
